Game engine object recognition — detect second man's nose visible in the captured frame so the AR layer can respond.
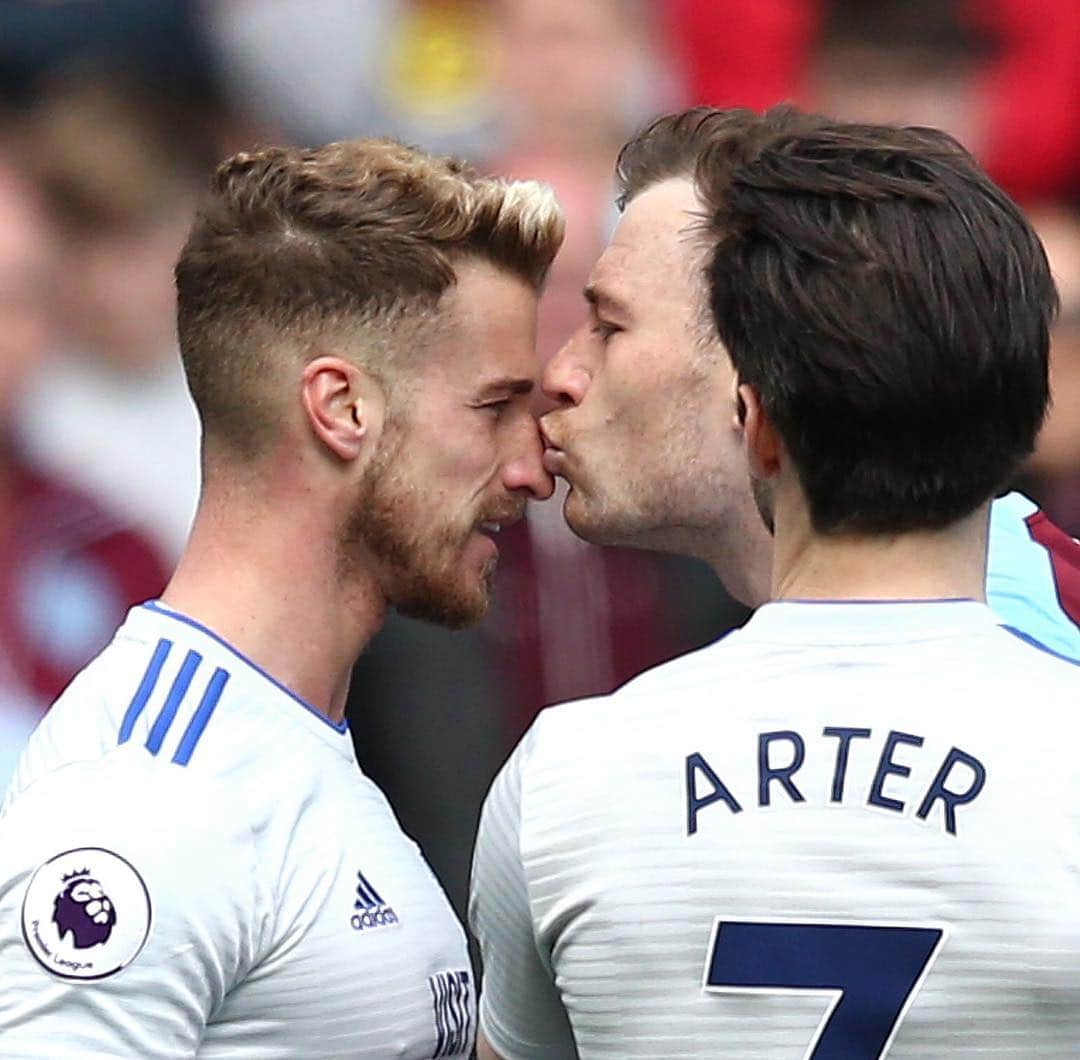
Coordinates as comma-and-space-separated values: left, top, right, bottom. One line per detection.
542, 340, 591, 408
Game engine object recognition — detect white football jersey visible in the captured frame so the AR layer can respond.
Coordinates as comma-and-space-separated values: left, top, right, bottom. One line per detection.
470, 600, 1080, 1059
0, 602, 474, 1059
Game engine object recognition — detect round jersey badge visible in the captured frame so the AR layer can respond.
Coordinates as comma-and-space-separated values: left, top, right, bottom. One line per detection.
21, 847, 152, 981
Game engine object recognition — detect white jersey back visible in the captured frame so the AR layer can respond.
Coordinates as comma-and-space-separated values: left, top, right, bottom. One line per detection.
0, 602, 474, 1059
470, 601, 1080, 1059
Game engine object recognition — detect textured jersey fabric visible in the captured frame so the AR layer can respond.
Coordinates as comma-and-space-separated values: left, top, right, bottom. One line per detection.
0, 602, 474, 1059
471, 600, 1080, 1059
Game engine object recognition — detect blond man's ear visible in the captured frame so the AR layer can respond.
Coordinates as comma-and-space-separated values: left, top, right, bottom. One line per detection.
300, 357, 386, 463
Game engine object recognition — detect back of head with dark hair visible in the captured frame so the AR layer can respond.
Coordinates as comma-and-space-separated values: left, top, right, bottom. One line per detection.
617, 106, 1056, 534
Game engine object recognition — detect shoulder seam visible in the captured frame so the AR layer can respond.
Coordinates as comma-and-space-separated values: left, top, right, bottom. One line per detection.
1000, 625, 1080, 667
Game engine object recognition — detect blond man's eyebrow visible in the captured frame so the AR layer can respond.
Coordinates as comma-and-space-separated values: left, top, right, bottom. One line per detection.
476, 377, 534, 399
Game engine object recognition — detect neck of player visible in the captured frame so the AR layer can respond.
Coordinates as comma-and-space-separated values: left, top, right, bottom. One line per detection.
159, 471, 386, 726
770, 480, 990, 604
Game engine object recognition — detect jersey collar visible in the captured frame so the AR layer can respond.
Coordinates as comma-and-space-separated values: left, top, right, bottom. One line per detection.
742, 598, 1000, 645
126, 600, 357, 760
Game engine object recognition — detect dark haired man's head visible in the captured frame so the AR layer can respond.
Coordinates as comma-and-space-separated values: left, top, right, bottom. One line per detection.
617, 106, 1055, 536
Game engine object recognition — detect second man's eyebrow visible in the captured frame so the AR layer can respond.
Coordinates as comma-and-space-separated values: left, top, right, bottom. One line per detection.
583, 283, 630, 317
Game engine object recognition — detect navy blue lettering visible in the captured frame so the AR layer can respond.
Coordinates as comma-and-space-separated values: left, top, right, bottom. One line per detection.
823, 726, 872, 802
686, 752, 742, 835
868, 730, 923, 813
758, 730, 806, 807
916, 748, 987, 836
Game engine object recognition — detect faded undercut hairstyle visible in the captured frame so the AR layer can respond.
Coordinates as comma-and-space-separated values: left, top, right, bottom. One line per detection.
175, 139, 564, 457
617, 106, 1057, 535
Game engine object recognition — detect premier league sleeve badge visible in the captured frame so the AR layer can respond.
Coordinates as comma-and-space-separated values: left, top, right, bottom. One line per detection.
20, 847, 152, 981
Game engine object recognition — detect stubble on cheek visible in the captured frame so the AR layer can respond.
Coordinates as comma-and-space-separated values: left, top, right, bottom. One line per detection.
336, 438, 489, 627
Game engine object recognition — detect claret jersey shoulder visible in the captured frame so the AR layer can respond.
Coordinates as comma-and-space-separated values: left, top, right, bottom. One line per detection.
987, 491, 1080, 661
472, 600, 1080, 1060
1, 602, 475, 1059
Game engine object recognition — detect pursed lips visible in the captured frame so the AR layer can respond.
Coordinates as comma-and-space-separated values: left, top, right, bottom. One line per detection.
539, 418, 572, 478
538, 419, 561, 453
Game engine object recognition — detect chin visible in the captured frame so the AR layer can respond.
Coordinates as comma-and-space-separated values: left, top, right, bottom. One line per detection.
562, 490, 600, 540
563, 491, 635, 548
391, 568, 492, 630
564, 510, 608, 546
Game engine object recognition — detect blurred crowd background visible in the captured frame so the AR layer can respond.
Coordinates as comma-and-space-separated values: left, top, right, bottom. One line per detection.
1, 0, 1078, 920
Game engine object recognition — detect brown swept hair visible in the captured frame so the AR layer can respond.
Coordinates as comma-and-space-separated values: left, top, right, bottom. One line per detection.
616, 106, 1056, 535
175, 138, 564, 457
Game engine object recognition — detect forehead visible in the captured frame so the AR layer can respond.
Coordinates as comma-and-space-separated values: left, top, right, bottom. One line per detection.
590, 178, 705, 300
420, 259, 540, 387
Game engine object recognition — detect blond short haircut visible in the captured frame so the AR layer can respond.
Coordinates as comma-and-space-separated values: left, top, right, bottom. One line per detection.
175, 138, 564, 457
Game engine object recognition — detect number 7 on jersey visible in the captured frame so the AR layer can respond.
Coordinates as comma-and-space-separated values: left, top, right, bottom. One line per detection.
703, 919, 948, 1059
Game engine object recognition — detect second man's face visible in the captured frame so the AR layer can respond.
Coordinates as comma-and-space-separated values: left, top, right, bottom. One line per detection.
539, 178, 749, 560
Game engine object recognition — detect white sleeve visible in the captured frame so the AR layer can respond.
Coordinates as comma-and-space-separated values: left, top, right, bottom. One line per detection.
469, 730, 578, 1060
0, 754, 264, 1058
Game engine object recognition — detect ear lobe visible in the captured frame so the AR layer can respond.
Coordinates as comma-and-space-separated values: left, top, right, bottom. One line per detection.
301, 356, 385, 462
731, 371, 746, 431
739, 382, 782, 481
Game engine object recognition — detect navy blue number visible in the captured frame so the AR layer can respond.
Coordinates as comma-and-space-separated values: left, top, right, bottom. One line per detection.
705, 921, 945, 1059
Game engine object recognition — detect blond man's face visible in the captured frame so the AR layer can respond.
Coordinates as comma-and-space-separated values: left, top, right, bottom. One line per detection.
344, 261, 554, 626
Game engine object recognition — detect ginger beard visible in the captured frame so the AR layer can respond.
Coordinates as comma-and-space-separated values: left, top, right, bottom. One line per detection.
341, 421, 506, 629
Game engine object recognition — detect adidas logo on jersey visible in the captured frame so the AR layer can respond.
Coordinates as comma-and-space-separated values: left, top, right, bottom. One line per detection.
350, 870, 399, 931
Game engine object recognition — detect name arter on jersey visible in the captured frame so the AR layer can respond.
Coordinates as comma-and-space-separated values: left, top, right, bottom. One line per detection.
686, 726, 986, 837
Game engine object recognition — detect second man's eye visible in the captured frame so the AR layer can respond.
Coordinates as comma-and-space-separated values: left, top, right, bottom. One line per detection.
590, 321, 620, 342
